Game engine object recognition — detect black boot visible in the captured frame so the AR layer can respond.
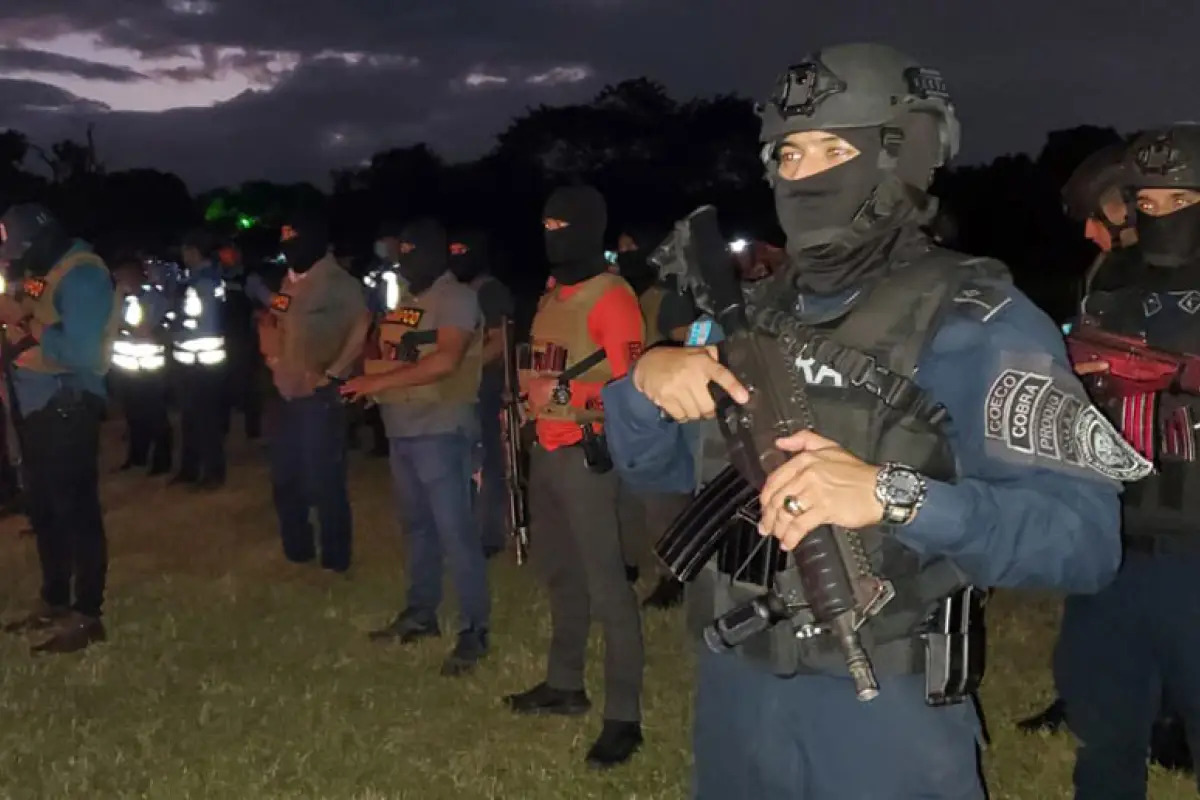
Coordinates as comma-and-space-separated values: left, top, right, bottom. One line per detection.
31, 612, 106, 655
586, 720, 643, 768
643, 577, 684, 610
367, 611, 441, 644
504, 682, 591, 716
1016, 698, 1067, 734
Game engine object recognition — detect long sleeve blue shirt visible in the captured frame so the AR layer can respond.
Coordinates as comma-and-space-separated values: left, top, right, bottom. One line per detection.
12, 244, 114, 412
602, 274, 1134, 595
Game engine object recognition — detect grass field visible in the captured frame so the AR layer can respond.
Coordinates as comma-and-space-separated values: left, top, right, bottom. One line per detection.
0, 424, 1194, 800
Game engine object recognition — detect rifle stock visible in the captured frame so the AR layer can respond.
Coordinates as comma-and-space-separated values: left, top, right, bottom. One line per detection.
500, 316, 530, 563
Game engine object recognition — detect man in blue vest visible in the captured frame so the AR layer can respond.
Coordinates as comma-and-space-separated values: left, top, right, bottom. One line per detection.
0, 203, 117, 654
171, 229, 228, 490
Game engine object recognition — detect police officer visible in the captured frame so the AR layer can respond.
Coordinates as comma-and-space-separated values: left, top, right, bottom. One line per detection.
262, 215, 368, 573
1064, 141, 1142, 298
343, 217, 490, 674
0, 204, 118, 654
600, 44, 1136, 798
499, 186, 648, 768
448, 228, 515, 558
613, 227, 690, 609
171, 229, 228, 490
1053, 124, 1200, 799
111, 254, 173, 475
218, 241, 263, 441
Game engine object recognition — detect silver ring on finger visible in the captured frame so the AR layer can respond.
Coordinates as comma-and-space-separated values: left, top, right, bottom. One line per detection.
782, 495, 805, 516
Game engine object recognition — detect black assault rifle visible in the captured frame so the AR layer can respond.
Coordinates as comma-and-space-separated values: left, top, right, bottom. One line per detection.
500, 316, 530, 564
650, 205, 884, 701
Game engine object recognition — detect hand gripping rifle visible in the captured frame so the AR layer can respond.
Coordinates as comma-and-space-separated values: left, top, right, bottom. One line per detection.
651, 205, 883, 701
500, 316, 530, 564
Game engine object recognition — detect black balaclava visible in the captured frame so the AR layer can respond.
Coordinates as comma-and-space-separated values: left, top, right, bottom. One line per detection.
0, 203, 71, 277
399, 217, 448, 295
1136, 203, 1200, 268
774, 115, 939, 296
544, 185, 607, 285
279, 214, 329, 274
448, 230, 490, 283
616, 227, 668, 295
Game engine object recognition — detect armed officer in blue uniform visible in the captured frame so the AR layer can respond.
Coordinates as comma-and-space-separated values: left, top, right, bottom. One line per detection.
0, 204, 117, 654
171, 229, 228, 490
1054, 124, 1200, 800
600, 44, 1137, 799
111, 254, 173, 476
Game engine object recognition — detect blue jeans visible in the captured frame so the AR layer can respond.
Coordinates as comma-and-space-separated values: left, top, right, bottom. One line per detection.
475, 387, 507, 552
692, 648, 986, 799
389, 431, 490, 632
270, 386, 352, 571
1055, 550, 1200, 799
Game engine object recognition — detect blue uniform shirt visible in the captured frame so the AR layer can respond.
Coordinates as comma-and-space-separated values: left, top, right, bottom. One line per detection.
602, 275, 1136, 595
174, 262, 225, 341
12, 242, 114, 413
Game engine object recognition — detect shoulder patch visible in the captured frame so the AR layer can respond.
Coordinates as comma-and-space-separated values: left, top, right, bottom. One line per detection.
270, 292, 291, 312
983, 366, 1153, 482
22, 277, 46, 299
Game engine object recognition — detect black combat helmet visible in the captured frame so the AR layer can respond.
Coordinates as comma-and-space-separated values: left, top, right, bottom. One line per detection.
757, 42, 960, 183
1124, 123, 1200, 267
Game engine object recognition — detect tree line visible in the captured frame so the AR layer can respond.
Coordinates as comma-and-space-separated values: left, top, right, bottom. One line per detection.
0, 78, 1123, 318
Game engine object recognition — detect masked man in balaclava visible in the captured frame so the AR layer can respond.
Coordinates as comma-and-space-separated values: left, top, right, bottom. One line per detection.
600, 43, 1138, 797
343, 217, 492, 677
0, 203, 118, 654
449, 229, 516, 558
263, 214, 369, 575
500, 186, 648, 768
1053, 125, 1200, 799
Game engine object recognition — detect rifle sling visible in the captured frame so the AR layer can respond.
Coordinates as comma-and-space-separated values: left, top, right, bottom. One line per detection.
555, 348, 607, 387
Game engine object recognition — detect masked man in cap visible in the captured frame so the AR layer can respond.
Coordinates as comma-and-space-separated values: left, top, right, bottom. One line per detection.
343, 217, 491, 677
262, 215, 369, 574
0, 204, 118, 654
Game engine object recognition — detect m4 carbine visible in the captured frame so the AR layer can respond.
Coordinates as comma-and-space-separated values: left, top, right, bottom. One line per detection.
500, 316, 530, 563
651, 205, 888, 701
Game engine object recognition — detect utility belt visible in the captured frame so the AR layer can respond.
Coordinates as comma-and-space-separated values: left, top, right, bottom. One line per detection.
112, 339, 167, 372
1124, 531, 1200, 557
172, 336, 226, 366
19, 382, 104, 423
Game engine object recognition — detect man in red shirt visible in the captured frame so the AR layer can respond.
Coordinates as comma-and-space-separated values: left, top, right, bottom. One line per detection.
503, 185, 647, 768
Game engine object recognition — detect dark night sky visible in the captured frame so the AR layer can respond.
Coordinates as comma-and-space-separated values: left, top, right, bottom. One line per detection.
0, 0, 1193, 190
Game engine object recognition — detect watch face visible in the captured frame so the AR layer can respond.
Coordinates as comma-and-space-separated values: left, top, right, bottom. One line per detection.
885, 469, 922, 506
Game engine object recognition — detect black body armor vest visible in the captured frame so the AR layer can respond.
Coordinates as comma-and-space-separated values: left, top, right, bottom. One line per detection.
686, 250, 1005, 679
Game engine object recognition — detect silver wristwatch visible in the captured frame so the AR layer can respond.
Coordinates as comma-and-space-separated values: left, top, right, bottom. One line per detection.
874, 463, 927, 526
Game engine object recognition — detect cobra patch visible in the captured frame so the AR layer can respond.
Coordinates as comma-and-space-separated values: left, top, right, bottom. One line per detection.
984, 367, 1153, 482
390, 307, 424, 328
23, 277, 46, 299
270, 292, 291, 312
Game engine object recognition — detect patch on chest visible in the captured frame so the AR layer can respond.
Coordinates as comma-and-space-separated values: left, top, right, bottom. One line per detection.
22, 277, 46, 300
390, 307, 424, 328
983, 367, 1153, 481
270, 292, 291, 312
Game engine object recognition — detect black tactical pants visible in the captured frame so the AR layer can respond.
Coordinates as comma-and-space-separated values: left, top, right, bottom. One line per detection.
177, 364, 227, 483
530, 444, 644, 722
224, 337, 262, 440
20, 389, 107, 617
1055, 544, 1200, 798
116, 370, 172, 470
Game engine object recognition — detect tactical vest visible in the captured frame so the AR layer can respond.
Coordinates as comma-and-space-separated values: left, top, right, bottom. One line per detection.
273, 256, 357, 380
17, 250, 120, 376
521, 272, 641, 423
365, 283, 484, 406
639, 286, 666, 346
688, 252, 1005, 678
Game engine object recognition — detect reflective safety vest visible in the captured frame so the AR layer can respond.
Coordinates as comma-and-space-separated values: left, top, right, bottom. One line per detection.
111, 286, 168, 372
172, 279, 227, 366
